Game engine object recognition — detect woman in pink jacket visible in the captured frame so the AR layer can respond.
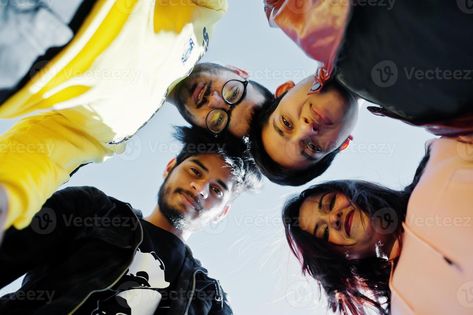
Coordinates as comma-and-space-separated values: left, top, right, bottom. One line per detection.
282, 136, 473, 314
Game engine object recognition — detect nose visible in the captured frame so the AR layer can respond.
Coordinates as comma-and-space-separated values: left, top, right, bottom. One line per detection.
207, 91, 228, 110
299, 116, 320, 136
190, 181, 209, 199
328, 211, 343, 230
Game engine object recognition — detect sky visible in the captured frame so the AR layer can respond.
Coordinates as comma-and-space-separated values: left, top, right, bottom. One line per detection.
0, 1, 433, 314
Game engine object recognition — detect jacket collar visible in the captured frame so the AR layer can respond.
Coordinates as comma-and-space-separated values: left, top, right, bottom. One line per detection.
264, 0, 351, 91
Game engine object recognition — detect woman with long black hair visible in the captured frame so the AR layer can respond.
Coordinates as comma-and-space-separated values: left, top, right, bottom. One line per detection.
282, 136, 473, 314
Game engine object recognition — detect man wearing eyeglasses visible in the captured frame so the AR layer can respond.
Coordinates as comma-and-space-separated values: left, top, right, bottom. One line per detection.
168, 63, 274, 138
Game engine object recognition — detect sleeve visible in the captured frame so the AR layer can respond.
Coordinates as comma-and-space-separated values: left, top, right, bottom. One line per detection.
0, 186, 111, 288
0, 107, 121, 230
210, 282, 233, 315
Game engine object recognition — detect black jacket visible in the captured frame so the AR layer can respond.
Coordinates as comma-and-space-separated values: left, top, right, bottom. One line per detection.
336, 0, 473, 125
0, 186, 232, 315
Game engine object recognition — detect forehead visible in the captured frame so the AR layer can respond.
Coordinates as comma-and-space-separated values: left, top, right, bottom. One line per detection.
278, 86, 345, 112
198, 68, 241, 82
180, 154, 234, 184
299, 195, 322, 232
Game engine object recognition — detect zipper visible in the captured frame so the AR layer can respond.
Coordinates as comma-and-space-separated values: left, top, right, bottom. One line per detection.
68, 204, 144, 314
183, 268, 207, 315
183, 268, 224, 315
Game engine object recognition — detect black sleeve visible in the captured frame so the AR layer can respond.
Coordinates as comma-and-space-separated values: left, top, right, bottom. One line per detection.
0, 186, 112, 288
210, 284, 233, 315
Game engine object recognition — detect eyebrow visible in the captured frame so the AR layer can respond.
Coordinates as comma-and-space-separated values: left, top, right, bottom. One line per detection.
191, 159, 209, 172
216, 180, 228, 192
191, 159, 228, 192
196, 81, 212, 109
313, 194, 327, 237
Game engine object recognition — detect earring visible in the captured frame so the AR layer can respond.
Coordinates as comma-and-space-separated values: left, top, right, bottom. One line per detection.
375, 240, 387, 259
344, 251, 350, 259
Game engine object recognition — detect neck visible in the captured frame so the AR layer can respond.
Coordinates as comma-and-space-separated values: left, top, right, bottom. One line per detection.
145, 205, 191, 242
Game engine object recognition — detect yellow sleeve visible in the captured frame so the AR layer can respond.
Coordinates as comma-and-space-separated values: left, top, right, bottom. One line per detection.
0, 107, 119, 229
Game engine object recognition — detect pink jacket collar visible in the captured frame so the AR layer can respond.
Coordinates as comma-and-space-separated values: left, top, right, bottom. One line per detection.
264, 0, 351, 92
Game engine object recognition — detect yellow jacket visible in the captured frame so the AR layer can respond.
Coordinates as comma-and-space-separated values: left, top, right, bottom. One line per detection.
0, 0, 227, 229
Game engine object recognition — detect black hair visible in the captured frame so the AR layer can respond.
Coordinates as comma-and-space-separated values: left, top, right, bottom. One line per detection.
173, 125, 262, 195
249, 79, 356, 186
282, 147, 432, 314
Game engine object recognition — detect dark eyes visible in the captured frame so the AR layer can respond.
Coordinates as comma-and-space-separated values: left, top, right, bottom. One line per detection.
190, 167, 223, 198
320, 193, 336, 242
323, 226, 329, 242
211, 185, 223, 198
281, 115, 293, 129
190, 167, 202, 177
328, 193, 336, 211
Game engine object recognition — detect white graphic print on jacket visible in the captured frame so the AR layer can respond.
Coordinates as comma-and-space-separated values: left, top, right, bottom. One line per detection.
91, 248, 170, 315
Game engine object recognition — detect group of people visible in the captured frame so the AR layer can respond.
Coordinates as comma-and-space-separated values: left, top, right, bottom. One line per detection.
0, 0, 472, 314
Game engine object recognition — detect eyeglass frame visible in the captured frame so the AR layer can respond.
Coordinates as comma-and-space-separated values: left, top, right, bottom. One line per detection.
205, 79, 249, 136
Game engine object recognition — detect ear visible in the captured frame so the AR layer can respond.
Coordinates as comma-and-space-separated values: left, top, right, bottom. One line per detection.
275, 81, 295, 98
213, 204, 231, 224
225, 65, 249, 79
163, 158, 177, 178
339, 135, 353, 151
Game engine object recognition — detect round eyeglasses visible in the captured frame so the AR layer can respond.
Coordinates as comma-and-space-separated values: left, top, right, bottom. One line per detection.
205, 79, 249, 135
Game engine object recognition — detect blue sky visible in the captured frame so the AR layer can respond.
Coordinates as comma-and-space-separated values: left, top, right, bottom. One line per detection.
0, 1, 433, 314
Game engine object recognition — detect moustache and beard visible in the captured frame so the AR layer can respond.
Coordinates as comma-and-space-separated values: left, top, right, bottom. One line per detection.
157, 177, 189, 231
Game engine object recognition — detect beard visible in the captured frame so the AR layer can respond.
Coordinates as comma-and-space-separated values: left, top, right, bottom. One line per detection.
157, 179, 189, 231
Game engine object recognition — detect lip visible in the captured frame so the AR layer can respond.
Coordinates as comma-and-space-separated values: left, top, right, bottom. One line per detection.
180, 192, 201, 211
192, 82, 207, 105
345, 209, 354, 237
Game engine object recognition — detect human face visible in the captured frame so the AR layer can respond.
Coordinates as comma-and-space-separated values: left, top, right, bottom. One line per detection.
171, 67, 267, 137
298, 191, 379, 259
262, 77, 357, 169
159, 154, 234, 231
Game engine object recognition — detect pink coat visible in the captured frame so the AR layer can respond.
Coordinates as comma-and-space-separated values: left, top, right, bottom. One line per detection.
390, 137, 473, 314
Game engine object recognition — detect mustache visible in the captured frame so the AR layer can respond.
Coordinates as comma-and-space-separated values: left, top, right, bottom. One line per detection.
175, 188, 203, 211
